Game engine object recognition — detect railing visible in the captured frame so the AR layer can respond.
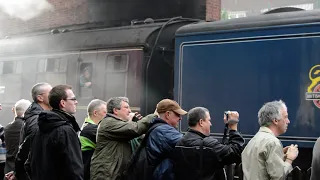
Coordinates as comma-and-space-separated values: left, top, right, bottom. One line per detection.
226, 163, 312, 180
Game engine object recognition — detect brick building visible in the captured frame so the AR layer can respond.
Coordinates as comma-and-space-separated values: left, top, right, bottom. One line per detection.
0, 0, 221, 37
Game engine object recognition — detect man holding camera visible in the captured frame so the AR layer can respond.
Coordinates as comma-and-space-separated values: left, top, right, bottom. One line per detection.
90, 97, 157, 180
241, 100, 298, 180
174, 107, 245, 180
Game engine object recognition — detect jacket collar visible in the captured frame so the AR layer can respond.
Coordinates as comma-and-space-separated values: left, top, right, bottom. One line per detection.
85, 117, 95, 124
106, 113, 126, 121
52, 109, 80, 132
259, 126, 276, 137
187, 128, 208, 138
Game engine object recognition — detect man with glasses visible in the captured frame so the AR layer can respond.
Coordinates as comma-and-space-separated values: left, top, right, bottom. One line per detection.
28, 85, 83, 180
5, 82, 52, 180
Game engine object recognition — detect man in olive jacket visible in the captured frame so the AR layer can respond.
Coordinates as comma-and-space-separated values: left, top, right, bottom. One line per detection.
90, 97, 157, 180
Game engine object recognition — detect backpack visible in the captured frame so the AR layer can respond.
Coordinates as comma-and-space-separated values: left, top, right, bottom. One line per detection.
122, 122, 165, 180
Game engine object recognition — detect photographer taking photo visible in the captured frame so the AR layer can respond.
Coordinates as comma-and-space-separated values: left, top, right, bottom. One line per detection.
174, 107, 245, 180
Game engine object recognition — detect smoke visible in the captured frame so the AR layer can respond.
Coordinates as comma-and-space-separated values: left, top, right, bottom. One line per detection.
0, 0, 54, 21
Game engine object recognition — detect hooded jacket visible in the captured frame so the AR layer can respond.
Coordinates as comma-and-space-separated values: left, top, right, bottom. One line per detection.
29, 109, 83, 180
15, 102, 42, 180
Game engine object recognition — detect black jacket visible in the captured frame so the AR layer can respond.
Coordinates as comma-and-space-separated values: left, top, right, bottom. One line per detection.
4, 117, 24, 173
30, 109, 83, 180
174, 128, 245, 180
15, 102, 42, 180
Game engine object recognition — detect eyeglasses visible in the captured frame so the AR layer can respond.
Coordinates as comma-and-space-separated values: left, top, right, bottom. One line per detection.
65, 97, 77, 101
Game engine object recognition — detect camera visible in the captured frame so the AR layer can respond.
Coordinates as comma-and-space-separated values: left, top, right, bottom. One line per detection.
224, 111, 230, 120
224, 111, 239, 124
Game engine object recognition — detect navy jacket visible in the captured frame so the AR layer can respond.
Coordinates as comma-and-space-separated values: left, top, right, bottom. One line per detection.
146, 118, 183, 179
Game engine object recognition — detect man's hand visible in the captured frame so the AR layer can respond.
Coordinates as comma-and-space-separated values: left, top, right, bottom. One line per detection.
224, 111, 239, 130
5, 171, 16, 180
84, 82, 91, 87
285, 144, 299, 163
129, 112, 143, 122
283, 146, 290, 154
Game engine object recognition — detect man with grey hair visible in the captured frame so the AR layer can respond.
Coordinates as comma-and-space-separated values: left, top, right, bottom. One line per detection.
80, 99, 107, 180
91, 97, 157, 180
174, 107, 244, 180
6, 82, 52, 180
242, 100, 299, 180
4, 99, 31, 174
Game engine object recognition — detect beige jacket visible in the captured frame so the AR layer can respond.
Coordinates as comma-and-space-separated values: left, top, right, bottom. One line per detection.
241, 127, 292, 180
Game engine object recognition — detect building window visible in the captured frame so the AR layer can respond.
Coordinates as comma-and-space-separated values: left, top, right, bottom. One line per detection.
228, 11, 247, 19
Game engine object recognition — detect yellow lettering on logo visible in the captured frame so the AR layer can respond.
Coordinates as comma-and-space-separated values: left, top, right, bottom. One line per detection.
308, 65, 320, 93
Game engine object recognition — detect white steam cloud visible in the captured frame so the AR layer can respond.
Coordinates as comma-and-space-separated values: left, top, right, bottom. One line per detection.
0, 0, 54, 21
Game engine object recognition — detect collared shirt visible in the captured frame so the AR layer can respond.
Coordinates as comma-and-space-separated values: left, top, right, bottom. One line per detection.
242, 127, 292, 180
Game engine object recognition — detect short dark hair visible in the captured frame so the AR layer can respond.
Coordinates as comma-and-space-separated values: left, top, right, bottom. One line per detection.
187, 107, 209, 127
49, 85, 72, 109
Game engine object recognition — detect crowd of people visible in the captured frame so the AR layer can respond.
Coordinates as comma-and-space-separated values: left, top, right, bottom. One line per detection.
0, 82, 319, 180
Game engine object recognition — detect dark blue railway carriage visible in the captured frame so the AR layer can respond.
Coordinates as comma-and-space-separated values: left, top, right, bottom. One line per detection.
175, 9, 320, 169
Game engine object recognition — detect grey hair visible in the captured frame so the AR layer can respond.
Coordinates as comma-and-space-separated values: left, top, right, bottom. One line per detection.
15, 99, 32, 117
258, 100, 287, 127
107, 97, 129, 114
87, 99, 107, 116
31, 82, 51, 102
187, 107, 209, 127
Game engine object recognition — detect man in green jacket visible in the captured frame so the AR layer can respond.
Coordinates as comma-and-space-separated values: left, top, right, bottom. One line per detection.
90, 97, 157, 180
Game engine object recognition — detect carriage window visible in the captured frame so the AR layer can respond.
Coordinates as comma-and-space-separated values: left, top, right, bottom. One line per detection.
79, 63, 92, 88
0, 61, 22, 74
106, 55, 128, 72
36, 57, 67, 87
104, 54, 129, 100
79, 63, 93, 98
3, 62, 14, 74
37, 58, 66, 72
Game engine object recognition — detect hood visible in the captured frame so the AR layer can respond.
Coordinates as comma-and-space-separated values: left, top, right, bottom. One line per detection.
24, 102, 43, 120
38, 109, 80, 133
150, 117, 168, 126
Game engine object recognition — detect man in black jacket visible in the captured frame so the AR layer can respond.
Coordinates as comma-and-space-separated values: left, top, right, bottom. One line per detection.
174, 107, 245, 180
5, 82, 52, 180
4, 99, 31, 174
29, 84, 83, 180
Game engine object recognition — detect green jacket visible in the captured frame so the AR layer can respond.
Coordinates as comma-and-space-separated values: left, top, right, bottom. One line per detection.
79, 117, 97, 151
90, 113, 156, 180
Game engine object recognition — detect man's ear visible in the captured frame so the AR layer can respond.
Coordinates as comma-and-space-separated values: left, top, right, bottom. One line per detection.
60, 99, 65, 108
93, 110, 98, 117
199, 119, 204, 127
113, 108, 118, 115
272, 119, 278, 125
37, 95, 43, 102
